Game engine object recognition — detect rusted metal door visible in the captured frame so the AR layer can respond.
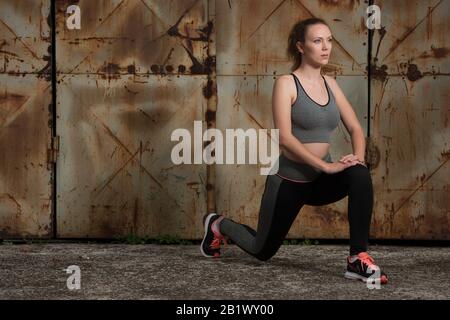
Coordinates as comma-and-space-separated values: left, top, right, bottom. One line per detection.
215, 0, 449, 240
369, 0, 449, 239
1, 0, 448, 240
55, 0, 211, 238
0, 0, 53, 238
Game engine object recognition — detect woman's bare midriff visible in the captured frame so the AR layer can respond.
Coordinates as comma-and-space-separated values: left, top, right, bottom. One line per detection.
277, 74, 332, 183
278, 142, 330, 183
302, 142, 330, 160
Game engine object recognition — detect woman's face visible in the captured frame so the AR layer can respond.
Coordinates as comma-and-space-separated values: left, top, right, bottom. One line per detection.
297, 23, 332, 67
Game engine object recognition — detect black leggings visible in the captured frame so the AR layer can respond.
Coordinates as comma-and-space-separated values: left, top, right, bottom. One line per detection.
218, 163, 373, 261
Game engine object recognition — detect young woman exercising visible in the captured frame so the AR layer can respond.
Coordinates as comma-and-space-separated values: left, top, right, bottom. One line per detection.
200, 18, 387, 285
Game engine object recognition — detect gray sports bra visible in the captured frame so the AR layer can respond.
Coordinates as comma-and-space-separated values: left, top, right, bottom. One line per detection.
271, 73, 340, 182
291, 72, 340, 143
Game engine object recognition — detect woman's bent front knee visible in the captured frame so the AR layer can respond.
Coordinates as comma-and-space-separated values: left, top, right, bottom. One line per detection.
254, 248, 278, 261
345, 163, 372, 181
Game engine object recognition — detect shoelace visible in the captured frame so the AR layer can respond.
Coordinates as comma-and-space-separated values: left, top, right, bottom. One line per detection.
210, 237, 222, 249
358, 252, 378, 271
351, 253, 387, 282
210, 232, 227, 250
209, 217, 227, 251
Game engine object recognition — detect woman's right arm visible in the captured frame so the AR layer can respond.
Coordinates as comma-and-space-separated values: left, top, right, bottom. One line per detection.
272, 75, 329, 172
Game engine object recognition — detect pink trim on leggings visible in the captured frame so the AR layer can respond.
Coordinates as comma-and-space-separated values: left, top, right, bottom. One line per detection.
275, 173, 312, 183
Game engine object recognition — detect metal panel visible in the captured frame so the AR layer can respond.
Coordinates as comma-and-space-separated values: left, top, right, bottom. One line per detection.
55, 0, 211, 238
56, 0, 210, 75
56, 75, 208, 238
215, 0, 368, 239
1, 0, 444, 240
0, 0, 53, 238
370, 0, 450, 239
0, 0, 51, 74
216, 0, 368, 76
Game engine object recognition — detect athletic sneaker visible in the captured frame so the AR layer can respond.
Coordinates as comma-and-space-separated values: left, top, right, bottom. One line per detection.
344, 252, 388, 284
200, 213, 227, 258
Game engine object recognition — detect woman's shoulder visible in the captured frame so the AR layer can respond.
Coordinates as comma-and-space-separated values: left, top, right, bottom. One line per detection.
277, 73, 294, 79
322, 74, 341, 96
323, 74, 338, 87
273, 74, 297, 95
274, 73, 295, 86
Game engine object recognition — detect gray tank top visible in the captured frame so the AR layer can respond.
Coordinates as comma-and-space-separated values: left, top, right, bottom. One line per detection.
272, 73, 340, 182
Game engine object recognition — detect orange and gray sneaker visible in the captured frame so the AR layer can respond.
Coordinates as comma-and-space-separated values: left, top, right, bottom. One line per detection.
344, 252, 388, 284
200, 213, 227, 258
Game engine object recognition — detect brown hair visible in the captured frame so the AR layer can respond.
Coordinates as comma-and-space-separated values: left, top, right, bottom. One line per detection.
287, 18, 330, 71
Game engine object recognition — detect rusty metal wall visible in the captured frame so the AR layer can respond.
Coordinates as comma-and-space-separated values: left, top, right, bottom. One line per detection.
55, 0, 211, 238
0, 0, 53, 238
1, 0, 448, 240
215, 0, 369, 239
369, 0, 449, 239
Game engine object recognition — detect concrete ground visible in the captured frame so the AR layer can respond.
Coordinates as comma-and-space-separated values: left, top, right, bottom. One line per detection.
0, 243, 449, 300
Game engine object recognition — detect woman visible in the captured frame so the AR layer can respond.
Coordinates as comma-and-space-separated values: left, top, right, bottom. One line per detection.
200, 18, 387, 285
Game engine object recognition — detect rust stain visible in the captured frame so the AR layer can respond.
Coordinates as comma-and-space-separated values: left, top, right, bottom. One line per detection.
0, 193, 22, 211
369, 62, 388, 82
373, 26, 387, 63
391, 157, 449, 218
406, 63, 423, 81
37, 45, 52, 81
59, 53, 93, 82
366, 138, 380, 169
97, 62, 121, 79
95, 115, 133, 155
382, 0, 444, 63
127, 64, 135, 74
322, 65, 344, 75
167, 4, 210, 42
430, 46, 449, 58
205, 109, 215, 124
203, 79, 214, 99
427, 6, 432, 40
0, 18, 40, 60
62, 36, 129, 42
418, 46, 450, 59
93, 148, 140, 197
245, 110, 264, 130
88, 117, 167, 196
316, 206, 347, 226
167, 17, 214, 74
328, 35, 363, 72
92, 0, 127, 35
0, 50, 19, 57
245, 0, 287, 42
97, 62, 137, 79
0, 92, 30, 129
318, 0, 360, 10
441, 149, 450, 159
124, 85, 138, 95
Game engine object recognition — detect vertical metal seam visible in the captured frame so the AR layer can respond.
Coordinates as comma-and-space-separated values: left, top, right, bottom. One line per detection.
206, 0, 216, 215
51, 0, 57, 239
367, 0, 373, 166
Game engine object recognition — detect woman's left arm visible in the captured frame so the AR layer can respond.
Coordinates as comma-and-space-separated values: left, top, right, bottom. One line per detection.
324, 75, 366, 164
